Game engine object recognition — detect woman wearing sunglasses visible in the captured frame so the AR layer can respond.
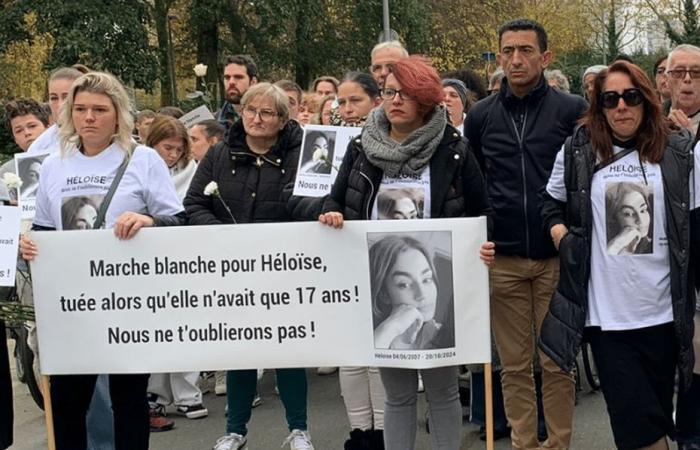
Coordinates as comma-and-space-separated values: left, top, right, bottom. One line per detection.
540, 60, 700, 450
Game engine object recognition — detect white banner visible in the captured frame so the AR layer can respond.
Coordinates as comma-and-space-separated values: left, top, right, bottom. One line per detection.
15, 151, 50, 220
0, 205, 21, 286
30, 218, 490, 375
292, 124, 361, 197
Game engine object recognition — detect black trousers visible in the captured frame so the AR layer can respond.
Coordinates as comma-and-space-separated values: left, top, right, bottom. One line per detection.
51, 373, 149, 450
0, 321, 12, 450
677, 373, 700, 447
586, 323, 677, 450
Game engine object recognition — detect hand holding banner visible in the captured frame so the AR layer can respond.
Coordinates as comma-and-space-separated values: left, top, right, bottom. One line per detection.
30, 218, 490, 374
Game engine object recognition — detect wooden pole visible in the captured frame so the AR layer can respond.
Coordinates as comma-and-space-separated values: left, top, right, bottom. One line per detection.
42, 375, 56, 450
484, 363, 495, 450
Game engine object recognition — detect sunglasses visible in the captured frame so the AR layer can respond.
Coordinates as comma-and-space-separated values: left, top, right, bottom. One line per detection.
601, 88, 644, 109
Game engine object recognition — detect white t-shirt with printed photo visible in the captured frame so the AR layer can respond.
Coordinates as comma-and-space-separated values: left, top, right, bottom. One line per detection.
34, 143, 183, 231
546, 144, 700, 331
371, 168, 431, 220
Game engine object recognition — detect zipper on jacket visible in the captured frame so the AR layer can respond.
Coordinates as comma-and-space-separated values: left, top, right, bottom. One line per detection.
360, 171, 376, 220
510, 109, 530, 258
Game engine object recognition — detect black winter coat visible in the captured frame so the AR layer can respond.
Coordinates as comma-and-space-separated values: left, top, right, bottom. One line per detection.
185, 119, 302, 224
464, 76, 587, 259
538, 126, 700, 387
320, 125, 491, 222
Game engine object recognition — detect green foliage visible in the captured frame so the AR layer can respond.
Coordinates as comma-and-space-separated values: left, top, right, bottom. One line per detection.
1, 0, 159, 91
665, 0, 700, 46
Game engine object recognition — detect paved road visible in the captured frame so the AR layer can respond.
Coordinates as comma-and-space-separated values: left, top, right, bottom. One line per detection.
7, 342, 625, 449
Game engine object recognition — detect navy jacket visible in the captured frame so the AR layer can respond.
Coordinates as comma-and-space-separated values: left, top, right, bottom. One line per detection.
465, 75, 587, 259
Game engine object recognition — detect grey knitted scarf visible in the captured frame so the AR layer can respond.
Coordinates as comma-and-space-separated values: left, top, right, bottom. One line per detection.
361, 106, 447, 177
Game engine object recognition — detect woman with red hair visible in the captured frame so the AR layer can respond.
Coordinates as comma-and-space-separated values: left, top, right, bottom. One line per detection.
317, 55, 494, 449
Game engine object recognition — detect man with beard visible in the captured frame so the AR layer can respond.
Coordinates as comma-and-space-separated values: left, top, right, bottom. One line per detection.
217, 55, 259, 130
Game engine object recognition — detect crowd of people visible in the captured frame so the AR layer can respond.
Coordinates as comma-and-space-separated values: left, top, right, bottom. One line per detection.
2, 15, 700, 450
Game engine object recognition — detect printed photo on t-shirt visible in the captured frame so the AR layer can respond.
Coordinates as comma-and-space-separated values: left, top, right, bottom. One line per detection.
376, 187, 424, 220
61, 194, 105, 230
605, 181, 653, 255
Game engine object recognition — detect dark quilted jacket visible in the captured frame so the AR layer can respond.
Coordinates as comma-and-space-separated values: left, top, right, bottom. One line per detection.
538, 126, 700, 388
321, 124, 492, 222
185, 119, 302, 224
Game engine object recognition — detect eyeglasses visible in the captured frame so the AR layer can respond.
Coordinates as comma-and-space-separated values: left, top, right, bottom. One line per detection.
666, 69, 700, 79
380, 88, 415, 101
370, 63, 395, 74
242, 106, 279, 121
601, 88, 644, 109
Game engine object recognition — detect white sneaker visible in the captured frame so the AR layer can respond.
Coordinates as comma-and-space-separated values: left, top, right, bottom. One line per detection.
213, 433, 247, 450
215, 371, 227, 396
282, 429, 314, 450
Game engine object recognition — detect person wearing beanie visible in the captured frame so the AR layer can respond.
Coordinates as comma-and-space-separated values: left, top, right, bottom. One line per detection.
581, 65, 607, 100
442, 78, 469, 134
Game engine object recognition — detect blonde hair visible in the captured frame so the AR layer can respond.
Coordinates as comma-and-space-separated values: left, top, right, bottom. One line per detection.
58, 72, 134, 156
240, 82, 291, 123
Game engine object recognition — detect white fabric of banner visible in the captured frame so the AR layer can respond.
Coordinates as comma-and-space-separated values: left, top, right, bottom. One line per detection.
30, 218, 490, 374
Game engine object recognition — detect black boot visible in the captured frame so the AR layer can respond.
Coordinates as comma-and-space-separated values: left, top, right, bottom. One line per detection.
368, 429, 385, 450
344, 428, 370, 450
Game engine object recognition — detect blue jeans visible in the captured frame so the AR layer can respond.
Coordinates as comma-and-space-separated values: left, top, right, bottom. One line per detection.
87, 375, 115, 450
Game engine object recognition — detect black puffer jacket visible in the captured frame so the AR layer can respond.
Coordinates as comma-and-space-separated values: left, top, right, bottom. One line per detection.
538, 126, 700, 387
321, 125, 491, 222
185, 119, 302, 224
464, 75, 587, 259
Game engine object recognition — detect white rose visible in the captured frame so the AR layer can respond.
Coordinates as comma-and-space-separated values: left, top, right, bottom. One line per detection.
204, 181, 219, 196
193, 63, 208, 77
312, 147, 328, 162
2, 172, 22, 190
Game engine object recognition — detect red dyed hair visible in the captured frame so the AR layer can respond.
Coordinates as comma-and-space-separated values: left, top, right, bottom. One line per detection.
391, 55, 444, 110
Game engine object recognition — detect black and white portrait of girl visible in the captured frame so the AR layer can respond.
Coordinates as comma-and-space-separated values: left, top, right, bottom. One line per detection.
61, 195, 104, 230
605, 182, 653, 255
376, 188, 424, 220
299, 129, 336, 174
17, 154, 49, 199
369, 232, 455, 350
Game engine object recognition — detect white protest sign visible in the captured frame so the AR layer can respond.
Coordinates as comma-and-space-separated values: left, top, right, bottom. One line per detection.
0, 206, 21, 286
30, 218, 490, 374
15, 152, 50, 219
179, 105, 215, 129
293, 124, 362, 197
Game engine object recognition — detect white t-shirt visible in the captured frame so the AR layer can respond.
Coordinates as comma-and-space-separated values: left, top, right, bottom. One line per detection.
27, 124, 60, 155
547, 143, 700, 330
34, 143, 183, 230
371, 168, 431, 220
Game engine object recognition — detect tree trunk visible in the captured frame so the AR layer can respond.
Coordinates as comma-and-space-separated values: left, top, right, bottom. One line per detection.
154, 0, 173, 107
196, 21, 220, 108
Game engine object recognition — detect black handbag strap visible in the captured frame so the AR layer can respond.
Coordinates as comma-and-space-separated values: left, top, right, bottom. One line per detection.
594, 147, 636, 173
93, 144, 134, 229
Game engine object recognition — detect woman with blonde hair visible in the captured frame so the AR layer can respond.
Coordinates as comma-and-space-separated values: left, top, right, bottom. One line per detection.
19, 71, 184, 450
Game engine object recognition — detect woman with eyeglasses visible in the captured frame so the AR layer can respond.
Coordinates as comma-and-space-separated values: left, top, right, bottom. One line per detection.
184, 83, 313, 450
540, 60, 700, 450
318, 55, 494, 450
